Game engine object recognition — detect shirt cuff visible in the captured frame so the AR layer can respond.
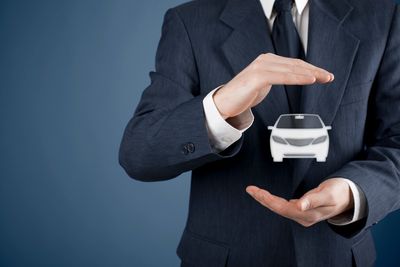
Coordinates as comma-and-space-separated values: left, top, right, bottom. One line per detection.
203, 86, 255, 153
327, 178, 367, 226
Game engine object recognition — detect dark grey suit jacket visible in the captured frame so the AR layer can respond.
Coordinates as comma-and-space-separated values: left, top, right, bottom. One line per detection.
119, 0, 400, 266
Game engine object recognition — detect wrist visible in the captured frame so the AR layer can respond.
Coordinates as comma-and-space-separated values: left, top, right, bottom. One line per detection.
343, 179, 355, 212
226, 109, 254, 130
212, 88, 231, 119
333, 180, 355, 219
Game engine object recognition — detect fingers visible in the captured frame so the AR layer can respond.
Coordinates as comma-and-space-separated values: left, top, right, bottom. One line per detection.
261, 53, 332, 77
262, 71, 317, 86
246, 185, 338, 228
246, 186, 303, 219
256, 53, 334, 84
260, 61, 333, 84
280, 62, 333, 83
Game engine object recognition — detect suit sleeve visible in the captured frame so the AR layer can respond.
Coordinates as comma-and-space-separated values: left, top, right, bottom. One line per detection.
118, 8, 244, 182
326, 4, 400, 238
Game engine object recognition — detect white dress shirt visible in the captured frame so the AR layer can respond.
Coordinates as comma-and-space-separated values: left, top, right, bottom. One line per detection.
202, 0, 367, 225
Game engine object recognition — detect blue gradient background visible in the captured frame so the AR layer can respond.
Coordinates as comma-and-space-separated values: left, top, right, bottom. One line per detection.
0, 0, 399, 266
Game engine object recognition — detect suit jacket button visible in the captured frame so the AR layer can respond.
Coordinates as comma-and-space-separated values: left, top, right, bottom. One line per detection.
187, 142, 195, 153
181, 144, 189, 155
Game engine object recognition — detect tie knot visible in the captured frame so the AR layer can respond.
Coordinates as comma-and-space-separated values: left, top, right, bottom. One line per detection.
273, 0, 293, 13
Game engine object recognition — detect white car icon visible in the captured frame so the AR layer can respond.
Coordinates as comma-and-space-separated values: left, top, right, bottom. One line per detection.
268, 114, 331, 162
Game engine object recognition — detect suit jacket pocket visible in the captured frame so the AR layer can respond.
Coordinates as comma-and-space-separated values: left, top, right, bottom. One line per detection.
351, 231, 376, 267
177, 229, 230, 267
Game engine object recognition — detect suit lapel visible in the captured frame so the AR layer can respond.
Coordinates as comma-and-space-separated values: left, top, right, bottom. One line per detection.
220, 0, 291, 126
292, 0, 360, 193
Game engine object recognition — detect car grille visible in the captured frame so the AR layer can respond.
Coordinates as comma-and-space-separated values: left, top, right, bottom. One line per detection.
284, 153, 315, 157
285, 138, 314, 146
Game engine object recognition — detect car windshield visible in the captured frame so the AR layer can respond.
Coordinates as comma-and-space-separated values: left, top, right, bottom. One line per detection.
276, 115, 323, 129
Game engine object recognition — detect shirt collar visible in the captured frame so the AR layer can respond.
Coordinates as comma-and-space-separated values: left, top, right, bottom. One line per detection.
260, 0, 308, 19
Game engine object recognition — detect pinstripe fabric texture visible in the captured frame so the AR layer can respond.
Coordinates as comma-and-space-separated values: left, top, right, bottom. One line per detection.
119, 0, 400, 266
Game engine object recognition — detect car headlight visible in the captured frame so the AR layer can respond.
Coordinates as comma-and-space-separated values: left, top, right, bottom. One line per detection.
312, 136, 327, 144
272, 135, 287, 144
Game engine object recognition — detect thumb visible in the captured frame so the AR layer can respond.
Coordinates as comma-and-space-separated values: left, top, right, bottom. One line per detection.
298, 189, 329, 211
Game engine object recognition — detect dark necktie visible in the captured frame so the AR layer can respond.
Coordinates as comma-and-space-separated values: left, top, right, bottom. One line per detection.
271, 0, 306, 113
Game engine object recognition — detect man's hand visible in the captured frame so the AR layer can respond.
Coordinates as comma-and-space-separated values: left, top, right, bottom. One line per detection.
213, 53, 334, 120
246, 178, 354, 227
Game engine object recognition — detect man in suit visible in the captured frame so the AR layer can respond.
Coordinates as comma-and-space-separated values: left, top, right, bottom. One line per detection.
119, 0, 400, 266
